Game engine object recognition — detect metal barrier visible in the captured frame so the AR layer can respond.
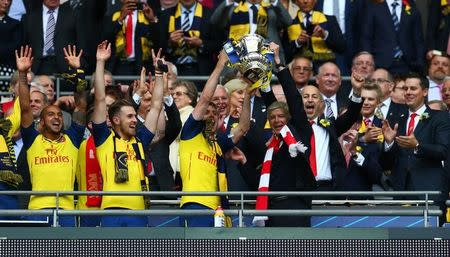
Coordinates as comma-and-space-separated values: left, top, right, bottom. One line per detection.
0, 75, 353, 98
0, 190, 441, 227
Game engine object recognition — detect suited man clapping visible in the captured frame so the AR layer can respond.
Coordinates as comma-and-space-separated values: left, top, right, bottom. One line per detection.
21, 0, 87, 75
381, 73, 450, 217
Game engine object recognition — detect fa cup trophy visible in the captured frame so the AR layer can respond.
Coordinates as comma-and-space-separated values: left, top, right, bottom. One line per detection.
223, 34, 274, 90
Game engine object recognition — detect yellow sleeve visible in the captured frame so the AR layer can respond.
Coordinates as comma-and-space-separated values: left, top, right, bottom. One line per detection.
7, 97, 21, 138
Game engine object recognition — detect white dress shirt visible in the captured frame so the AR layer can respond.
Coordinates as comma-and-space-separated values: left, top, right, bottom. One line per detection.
322, 0, 346, 34
427, 78, 443, 101
386, 0, 402, 23
322, 94, 338, 119
380, 97, 392, 120
311, 117, 332, 181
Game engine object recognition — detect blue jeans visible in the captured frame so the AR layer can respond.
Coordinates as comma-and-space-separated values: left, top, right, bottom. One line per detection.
179, 203, 214, 227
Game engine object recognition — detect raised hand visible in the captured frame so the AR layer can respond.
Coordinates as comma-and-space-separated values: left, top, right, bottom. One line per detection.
63, 45, 83, 69
268, 42, 280, 65
217, 50, 229, 67
151, 48, 166, 73
15, 45, 33, 72
382, 120, 398, 144
96, 40, 111, 62
350, 71, 365, 96
136, 67, 148, 96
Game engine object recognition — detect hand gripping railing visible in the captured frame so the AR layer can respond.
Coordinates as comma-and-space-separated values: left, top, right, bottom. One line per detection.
0, 190, 441, 227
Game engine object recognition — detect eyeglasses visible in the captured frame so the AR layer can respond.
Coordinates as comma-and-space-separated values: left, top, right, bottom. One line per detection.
173, 91, 188, 97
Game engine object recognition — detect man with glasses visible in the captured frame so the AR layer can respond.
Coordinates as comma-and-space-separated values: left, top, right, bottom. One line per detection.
289, 56, 313, 91
351, 52, 375, 81
370, 68, 408, 126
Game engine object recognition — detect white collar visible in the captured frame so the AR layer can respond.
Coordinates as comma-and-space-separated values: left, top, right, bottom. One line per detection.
382, 97, 392, 107
409, 104, 427, 117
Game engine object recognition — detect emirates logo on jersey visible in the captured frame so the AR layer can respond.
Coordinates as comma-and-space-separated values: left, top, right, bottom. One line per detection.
34, 144, 70, 165
197, 151, 217, 166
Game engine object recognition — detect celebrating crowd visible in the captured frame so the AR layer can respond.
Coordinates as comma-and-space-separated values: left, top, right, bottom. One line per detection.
0, 0, 449, 228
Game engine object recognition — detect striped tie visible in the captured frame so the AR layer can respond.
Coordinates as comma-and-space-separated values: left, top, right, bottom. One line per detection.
391, 1, 403, 59
178, 10, 192, 65
44, 9, 56, 56
324, 98, 334, 119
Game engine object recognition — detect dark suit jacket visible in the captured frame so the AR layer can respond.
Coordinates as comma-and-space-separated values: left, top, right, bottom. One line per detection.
0, 15, 22, 67
136, 103, 182, 197
210, 1, 292, 62
386, 100, 409, 127
360, 1, 425, 72
342, 117, 384, 193
426, 0, 450, 52
76, 0, 107, 73
159, 4, 218, 75
264, 68, 362, 189
103, 8, 159, 74
381, 107, 450, 201
21, 3, 87, 74
315, 0, 353, 47
285, 14, 346, 64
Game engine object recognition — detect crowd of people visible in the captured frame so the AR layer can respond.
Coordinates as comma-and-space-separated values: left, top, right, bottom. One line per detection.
0, 0, 449, 227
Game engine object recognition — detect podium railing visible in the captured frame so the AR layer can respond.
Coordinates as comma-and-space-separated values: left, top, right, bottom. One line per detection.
0, 190, 441, 227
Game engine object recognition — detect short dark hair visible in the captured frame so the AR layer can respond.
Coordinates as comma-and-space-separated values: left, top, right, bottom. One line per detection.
40, 104, 62, 121
406, 73, 429, 89
108, 99, 134, 122
105, 85, 124, 100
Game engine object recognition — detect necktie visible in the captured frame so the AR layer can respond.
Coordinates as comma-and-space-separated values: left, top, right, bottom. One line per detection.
407, 113, 417, 136
178, 10, 192, 64
364, 118, 371, 127
391, 1, 403, 58
250, 4, 258, 24
44, 10, 55, 56
375, 103, 385, 120
182, 10, 191, 32
125, 12, 133, 56
309, 120, 317, 177
324, 98, 334, 119
304, 12, 312, 29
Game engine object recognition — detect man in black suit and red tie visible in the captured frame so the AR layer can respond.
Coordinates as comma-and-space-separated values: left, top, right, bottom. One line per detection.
382, 73, 450, 217
261, 43, 364, 192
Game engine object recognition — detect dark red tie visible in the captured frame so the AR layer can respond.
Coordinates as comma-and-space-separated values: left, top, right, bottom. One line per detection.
407, 113, 417, 136
364, 118, 371, 127
309, 120, 317, 177
125, 13, 133, 56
